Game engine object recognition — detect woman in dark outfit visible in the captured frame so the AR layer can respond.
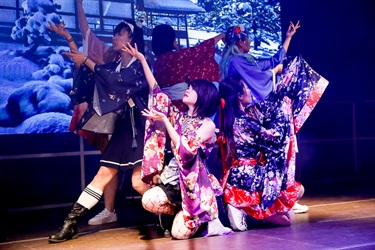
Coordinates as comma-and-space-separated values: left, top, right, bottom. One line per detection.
47, 19, 149, 243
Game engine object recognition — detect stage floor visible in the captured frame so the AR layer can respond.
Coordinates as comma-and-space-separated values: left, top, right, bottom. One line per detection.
0, 188, 374, 250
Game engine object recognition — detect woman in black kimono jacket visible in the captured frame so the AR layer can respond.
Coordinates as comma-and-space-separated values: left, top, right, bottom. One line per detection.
48, 19, 149, 243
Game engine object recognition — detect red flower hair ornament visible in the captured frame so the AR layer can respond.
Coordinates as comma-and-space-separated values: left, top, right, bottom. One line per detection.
225, 24, 248, 46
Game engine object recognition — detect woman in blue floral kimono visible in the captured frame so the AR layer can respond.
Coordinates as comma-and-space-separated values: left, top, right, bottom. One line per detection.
219, 53, 329, 230
122, 43, 232, 239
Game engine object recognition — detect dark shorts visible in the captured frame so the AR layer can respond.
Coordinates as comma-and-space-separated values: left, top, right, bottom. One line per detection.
158, 183, 182, 209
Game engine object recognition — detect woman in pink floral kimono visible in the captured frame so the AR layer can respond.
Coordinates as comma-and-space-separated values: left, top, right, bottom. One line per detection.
122, 43, 232, 239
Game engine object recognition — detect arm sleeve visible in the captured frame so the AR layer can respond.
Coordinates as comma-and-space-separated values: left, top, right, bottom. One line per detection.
83, 29, 108, 64
229, 56, 274, 102
176, 38, 216, 68
244, 104, 289, 147
257, 47, 287, 70
94, 61, 149, 114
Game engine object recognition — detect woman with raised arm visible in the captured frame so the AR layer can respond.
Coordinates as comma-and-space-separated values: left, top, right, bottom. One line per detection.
46, 0, 149, 227
151, 24, 224, 111
122, 43, 232, 239
218, 54, 329, 231
47, 18, 149, 243
219, 21, 316, 214
220, 21, 300, 103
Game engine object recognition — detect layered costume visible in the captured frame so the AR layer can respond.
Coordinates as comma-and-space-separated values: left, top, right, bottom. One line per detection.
71, 39, 148, 169
69, 29, 120, 148
142, 85, 222, 229
222, 56, 329, 219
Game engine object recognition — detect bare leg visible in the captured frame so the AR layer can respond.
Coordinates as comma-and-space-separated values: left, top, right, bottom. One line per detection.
87, 167, 118, 225
90, 166, 118, 191
103, 174, 118, 212
131, 165, 150, 195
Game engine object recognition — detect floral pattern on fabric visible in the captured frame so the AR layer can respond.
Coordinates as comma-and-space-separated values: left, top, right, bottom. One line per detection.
75, 60, 148, 132
142, 85, 220, 229
153, 38, 220, 88
223, 56, 329, 217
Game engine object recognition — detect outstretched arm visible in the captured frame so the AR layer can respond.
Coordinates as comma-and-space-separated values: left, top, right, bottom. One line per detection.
282, 20, 300, 53
76, 0, 89, 37
212, 33, 225, 44
122, 43, 181, 144
46, 21, 78, 51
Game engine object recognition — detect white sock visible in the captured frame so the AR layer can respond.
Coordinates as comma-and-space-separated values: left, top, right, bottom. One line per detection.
206, 218, 233, 237
77, 184, 103, 210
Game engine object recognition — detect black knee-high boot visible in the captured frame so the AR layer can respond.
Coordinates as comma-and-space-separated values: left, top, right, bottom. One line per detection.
48, 202, 88, 243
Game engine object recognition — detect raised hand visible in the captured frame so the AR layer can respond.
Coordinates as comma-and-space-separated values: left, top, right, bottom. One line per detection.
121, 42, 145, 62
46, 20, 70, 39
286, 20, 301, 38
62, 51, 86, 65
141, 109, 166, 121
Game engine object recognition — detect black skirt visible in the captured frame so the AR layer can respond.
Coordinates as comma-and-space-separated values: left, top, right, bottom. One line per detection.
100, 107, 145, 170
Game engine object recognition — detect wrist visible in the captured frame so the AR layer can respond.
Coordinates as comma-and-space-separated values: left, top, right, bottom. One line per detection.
66, 36, 74, 43
82, 56, 88, 66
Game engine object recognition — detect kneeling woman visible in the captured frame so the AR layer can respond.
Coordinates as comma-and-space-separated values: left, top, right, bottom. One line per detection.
219, 71, 327, 230
123, 43, 232, 239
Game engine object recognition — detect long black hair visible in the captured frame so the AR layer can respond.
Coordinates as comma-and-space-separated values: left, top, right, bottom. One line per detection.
219, 75, 246, 160
189, 79, 219, 118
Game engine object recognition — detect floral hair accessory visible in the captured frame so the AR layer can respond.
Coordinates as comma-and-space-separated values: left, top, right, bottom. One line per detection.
122, 20, 134, 34
225, 24, 248, 46
234, 24, 245, 35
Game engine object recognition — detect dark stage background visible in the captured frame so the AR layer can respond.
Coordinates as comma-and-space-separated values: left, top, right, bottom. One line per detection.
0, 0, 374, 231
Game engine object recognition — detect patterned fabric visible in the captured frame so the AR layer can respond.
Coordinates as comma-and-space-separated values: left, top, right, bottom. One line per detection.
223, 56, 329, 218
69, 30, 113, 148
75, 60, 148, 132
154, 38, 220, 87
153, 38, 220, 110
142, 85, 221, 229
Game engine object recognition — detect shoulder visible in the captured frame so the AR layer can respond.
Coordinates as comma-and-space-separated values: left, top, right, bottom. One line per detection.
200, 118, 216, 132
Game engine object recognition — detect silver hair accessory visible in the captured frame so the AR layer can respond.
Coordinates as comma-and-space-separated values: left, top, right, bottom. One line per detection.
122, 20, 134, 34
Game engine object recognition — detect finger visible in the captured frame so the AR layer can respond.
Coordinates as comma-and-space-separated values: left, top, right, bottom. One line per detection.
121, 45, 129, 52
62, 52, 73, 57
127, 42, 135, 51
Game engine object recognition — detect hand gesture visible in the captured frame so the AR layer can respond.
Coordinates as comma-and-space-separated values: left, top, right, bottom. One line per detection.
62, 50, 86, 65
286, 20, 301, 38
274, 64, 283, 74
46, 20, 71, 39
121, 42, 145, 62
141, 109, 166, 121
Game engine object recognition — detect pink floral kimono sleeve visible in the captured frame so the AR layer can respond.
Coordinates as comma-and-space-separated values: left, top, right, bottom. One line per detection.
141, 85, 179, 186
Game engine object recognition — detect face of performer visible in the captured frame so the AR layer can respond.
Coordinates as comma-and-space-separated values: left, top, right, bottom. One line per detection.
183, 85, 198, 107
237, 36, 251, 54
239, 81, 253, 106
112, 28, 132, 51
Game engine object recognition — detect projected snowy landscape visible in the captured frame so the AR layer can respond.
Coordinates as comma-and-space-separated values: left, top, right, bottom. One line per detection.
0, 0, 281, 134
